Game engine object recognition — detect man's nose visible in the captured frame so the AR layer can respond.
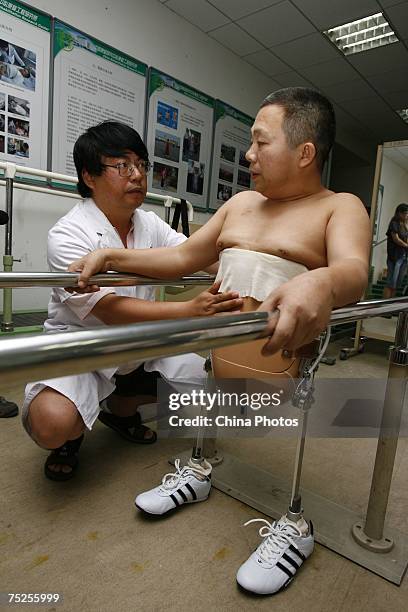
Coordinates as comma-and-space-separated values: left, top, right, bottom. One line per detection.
129, 166, 143, 181
245, 145, 255, 162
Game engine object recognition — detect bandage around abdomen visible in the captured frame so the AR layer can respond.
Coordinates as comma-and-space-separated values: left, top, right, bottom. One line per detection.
212, 249, 308, 380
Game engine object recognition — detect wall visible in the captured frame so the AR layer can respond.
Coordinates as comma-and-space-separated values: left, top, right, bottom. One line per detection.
329, 142, 377, 208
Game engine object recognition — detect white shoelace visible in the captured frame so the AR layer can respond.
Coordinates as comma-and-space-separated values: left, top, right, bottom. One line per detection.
160, 459, 203, 491
244, 518, 303, 564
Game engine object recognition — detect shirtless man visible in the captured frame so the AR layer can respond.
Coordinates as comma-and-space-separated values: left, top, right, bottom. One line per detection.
69, 88, 370, 595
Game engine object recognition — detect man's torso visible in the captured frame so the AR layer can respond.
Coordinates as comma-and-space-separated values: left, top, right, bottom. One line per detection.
216, 189, 345, 269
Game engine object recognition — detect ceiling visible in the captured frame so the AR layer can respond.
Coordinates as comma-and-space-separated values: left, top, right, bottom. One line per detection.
159, 0, 408, 145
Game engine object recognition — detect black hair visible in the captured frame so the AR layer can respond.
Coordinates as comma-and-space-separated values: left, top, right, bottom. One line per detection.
260, 87, 336, 172
73, 121, 149, 198
394, 203, 408, 219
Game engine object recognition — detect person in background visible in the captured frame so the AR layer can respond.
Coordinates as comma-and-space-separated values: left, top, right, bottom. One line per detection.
383, 203, 408, 298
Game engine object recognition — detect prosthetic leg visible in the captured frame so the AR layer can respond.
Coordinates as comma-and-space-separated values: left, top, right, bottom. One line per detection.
187, 332, 324, 595
188, 295, 324, 528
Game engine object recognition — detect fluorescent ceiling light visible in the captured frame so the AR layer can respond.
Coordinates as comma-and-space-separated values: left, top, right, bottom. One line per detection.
396, 109, 408, 124
323, 12, 398, 55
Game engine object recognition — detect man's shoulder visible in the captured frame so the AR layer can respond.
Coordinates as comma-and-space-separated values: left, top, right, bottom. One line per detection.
135, 207, 176, 235
50, 200, 84, 226
325, 191, 366, 212
134, 207, 159, 225
224, 190, 266, 210
328, 190, 362, 203
49, 200, 94, 241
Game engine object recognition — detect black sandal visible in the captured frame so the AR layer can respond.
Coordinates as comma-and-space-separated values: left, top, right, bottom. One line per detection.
98, 411, 157, 444
44, 434, 84, 481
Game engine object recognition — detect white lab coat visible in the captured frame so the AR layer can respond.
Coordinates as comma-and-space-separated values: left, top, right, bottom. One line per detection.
23, 199, 206, 430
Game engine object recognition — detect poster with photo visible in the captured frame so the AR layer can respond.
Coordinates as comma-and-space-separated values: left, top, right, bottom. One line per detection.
146, 68, 214, 209
0, 0, 50, 170
52, 21, 147, 176
209, 100, 253, 211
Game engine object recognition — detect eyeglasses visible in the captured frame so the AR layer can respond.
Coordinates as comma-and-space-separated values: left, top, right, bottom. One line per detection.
102, 160, 151, 177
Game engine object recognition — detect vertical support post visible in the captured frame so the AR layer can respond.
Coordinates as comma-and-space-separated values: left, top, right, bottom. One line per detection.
2, 163, 16, 332
352, 311, 408, 551
190, 358, 223, 466
158, 197, 174, 303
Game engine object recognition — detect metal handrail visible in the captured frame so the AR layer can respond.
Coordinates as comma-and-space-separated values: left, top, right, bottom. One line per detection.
0, 272, 216, 288
0, 297, 407, 389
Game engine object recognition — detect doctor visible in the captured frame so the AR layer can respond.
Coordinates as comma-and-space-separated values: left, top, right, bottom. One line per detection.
23, 121, 242, 481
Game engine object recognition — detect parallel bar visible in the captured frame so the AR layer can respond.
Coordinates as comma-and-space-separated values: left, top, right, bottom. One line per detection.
0, 180, 80, 199
0, 161, 77, 183
0, 273, 407, 317
0, 312, 269, 388
0, 272, 215, 288
0, 298, 407, 390
329, 297, 408, 324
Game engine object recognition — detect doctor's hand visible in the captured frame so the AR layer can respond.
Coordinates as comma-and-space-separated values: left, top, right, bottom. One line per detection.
68, 249, 110, 290
258, 271, 334, 355
186, 281, 243, 317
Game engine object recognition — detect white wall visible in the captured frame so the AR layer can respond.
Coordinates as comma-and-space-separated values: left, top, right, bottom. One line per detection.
371, 153, 408, 282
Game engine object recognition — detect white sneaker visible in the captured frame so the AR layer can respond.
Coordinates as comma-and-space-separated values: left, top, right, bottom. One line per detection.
135, 458, 212, 515
236, 514, 314, 595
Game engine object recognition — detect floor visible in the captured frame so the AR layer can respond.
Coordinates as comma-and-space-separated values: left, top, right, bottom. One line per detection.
1, 337, 407, 612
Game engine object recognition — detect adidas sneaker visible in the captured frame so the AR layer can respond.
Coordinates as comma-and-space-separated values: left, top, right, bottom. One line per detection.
236, 514, 314, 595
135, 458, 212, 515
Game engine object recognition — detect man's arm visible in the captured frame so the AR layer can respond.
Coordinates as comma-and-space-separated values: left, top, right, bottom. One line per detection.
91, 280, 241, 325
260, 194, 371, 354
68, 205, 228, 287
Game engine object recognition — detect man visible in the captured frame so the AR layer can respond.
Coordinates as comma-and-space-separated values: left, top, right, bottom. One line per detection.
23, 121, 242, 482
70, 89, 370, 596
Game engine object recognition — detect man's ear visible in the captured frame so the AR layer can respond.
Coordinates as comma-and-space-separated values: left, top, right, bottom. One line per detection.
82, 169, 95, 191
299, 142, 317, 168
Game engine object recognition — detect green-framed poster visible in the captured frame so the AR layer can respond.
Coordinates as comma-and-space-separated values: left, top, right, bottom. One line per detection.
146, 68, 215, 210
209, 100, 254, 211
52, 20, 147, 176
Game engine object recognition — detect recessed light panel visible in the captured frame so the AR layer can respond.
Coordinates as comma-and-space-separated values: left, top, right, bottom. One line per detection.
324, 13, 398, 56
396, 109, 408, 124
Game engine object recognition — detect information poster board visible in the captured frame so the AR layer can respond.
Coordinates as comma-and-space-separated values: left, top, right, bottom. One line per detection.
209, 100, 253, 211
52, 21, 147, 176
146, 68, 214, 210
0, 0, 50, 170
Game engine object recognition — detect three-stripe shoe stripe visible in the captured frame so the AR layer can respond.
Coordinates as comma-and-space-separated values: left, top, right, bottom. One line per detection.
170, 484, 198, 507
176, 489, 188, 503
185, 483, 197, 500
276, 548, 304, 579
289, 544, 306, 562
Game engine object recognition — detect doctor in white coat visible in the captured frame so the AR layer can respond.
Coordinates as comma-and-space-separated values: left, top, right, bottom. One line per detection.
23, 121, 242, 481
